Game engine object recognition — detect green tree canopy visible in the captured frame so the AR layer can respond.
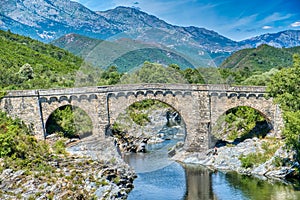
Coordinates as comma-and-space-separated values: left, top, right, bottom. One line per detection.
267, 54, 300, 160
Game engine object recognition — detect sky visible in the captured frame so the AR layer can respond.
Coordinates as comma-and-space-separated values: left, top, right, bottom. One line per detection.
73, 0, 300, 41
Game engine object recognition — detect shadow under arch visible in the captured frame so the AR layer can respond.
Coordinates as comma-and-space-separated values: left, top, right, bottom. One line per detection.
211, 105, 273, 147
45, 105, 93, 139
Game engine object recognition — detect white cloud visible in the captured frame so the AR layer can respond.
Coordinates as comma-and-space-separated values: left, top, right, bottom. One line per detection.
291, 21, 300, 27
262, 25, 272, 29
262, 12, 292, 24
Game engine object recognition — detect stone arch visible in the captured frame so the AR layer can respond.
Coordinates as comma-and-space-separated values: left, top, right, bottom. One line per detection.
41, 99, 100, 138
209, 93, 282, 146
210, 105, 273, 146
107, 90, 199, 148
45, 104, 93, 138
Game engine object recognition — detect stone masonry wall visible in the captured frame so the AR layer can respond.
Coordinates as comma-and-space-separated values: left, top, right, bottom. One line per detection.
0, 84, 283, 151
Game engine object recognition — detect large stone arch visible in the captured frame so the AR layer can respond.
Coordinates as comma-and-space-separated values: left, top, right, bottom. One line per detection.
40, 95, 101, 138
107, 89, 206, 150
210, 93, 283, 139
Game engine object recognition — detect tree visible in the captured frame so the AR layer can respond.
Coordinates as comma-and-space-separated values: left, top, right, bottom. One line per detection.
18, 63, 34, 81
267, 54, 300, 160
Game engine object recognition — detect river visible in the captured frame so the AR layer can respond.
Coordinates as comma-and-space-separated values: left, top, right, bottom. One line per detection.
124, 140, 300, 200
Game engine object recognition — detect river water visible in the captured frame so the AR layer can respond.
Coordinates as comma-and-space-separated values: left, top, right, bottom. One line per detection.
124, 140, 300, 200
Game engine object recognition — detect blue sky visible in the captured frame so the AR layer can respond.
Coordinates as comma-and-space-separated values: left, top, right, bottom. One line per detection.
73, 0, 300, 41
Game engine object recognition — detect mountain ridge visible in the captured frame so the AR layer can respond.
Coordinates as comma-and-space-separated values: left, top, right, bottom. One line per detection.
1, 0, 300, 67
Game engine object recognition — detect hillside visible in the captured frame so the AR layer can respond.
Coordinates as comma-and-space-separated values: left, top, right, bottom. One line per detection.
0, 30, 83, 89
52, 33, 198, 72
220, 44, 300, 72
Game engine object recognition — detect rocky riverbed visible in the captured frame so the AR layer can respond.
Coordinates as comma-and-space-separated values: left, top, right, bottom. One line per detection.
172, 136, 300, 181
0, 136, 136, 200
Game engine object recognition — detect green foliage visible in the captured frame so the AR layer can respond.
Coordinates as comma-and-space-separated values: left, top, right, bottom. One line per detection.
0, 111, 52, 172
241, 68, 279, 86
0, 111, 30, 158
219, 45, 300, 85
239, 139, 281, 168
125, 99, 169, 126
98, 66, 123, 85
282, 111, 300, 156
197, 67, 226, 84
53, 140, 67, 155
267, 54, 300, 160
0, 90, 7, 100
0, 30, 83, 90
214, 106, 267, 141
182, 68, 205, 84
46, 105, 93, 138
267, 54, 300, 112
127, 99, 156, 126
240, 152, 270, 168
120, 62, 204, 84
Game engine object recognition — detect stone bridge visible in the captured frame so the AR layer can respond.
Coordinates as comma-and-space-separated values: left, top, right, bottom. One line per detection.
0, 84, 283, 151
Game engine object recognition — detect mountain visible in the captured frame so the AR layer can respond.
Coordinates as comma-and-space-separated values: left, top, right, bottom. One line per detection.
52, 33, 197, 72
0, 0, 119, 41
1, 0, 300, 68
0, 0, 238, 67
240, 30, 300, 48
220, 44, 300, 72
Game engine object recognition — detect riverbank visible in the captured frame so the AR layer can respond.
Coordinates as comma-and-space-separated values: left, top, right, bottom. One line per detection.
172, 136, 299, 181
0, 136, 136, 199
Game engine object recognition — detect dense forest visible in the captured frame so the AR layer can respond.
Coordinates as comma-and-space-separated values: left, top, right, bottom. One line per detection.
0, 30, 83, 89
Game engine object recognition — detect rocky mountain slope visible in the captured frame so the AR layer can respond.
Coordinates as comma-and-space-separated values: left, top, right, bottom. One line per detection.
1, 0, 300, 67
0, 0, 239, 67
241, 30, 300, 48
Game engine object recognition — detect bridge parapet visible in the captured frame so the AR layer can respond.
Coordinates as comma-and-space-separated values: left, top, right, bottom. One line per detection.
0, 84, 283, 151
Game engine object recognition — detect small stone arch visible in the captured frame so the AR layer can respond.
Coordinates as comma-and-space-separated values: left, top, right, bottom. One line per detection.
59, 96, 69, 103
41, 101, 99, 139
45, 104, 93, 139
210, 104, 274, 146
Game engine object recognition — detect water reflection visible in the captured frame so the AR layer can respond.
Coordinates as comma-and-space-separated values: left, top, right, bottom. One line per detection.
125, 142, 300, 200
183, 164, 217, 200
222, 171, 300, 200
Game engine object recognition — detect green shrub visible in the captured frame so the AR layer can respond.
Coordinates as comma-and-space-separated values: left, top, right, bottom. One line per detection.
53, 140, 66, 155
239, 152, 268, 168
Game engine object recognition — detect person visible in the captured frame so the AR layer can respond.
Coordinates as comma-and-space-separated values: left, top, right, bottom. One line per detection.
213, 146, 218, 155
